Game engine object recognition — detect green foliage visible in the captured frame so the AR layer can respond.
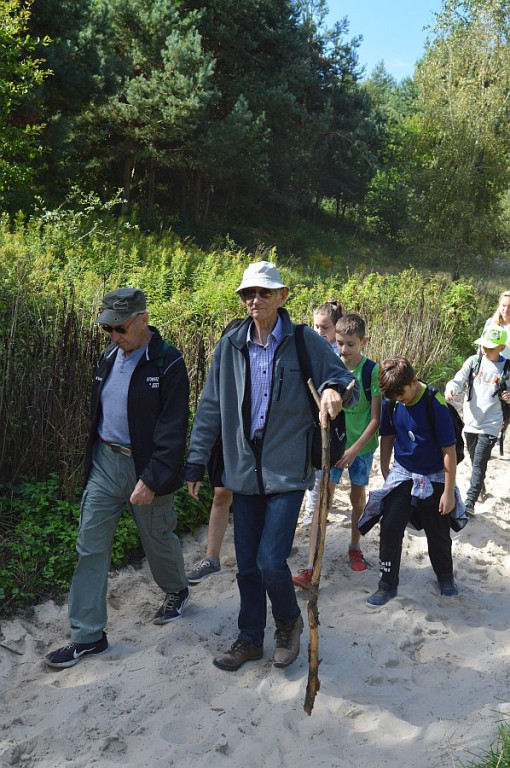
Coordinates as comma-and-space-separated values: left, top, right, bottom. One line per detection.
0, 474, 212, 616
21, 0, 382, 226
411, 0, 510, 259
0, 0, 50, 209
0, 211, 504, 615
467, 721, 510, 768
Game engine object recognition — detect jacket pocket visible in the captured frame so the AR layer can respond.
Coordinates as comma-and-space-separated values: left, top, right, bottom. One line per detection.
275, 368, 284, 400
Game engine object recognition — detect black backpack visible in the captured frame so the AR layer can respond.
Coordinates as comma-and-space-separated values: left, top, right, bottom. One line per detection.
386, 384, 465, 464
294, 324, 347, 469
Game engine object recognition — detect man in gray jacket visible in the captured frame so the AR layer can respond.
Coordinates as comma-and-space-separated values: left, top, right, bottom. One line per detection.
185, 261, 359, 672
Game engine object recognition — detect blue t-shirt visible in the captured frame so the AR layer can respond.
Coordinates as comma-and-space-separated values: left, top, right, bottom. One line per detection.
380, 384, 455, 474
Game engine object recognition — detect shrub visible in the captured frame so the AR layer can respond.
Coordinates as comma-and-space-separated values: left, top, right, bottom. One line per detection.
0, 207, 493, 614
0, 475, 212, 616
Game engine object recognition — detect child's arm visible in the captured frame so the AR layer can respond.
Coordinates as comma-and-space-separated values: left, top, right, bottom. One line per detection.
445, 357, 475, 402
336, 395, 382, 469
380, 433, 395, 480
439, 445, 457, 515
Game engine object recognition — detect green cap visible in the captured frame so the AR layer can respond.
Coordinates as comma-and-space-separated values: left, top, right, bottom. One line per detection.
96, 288, 147, 325
473, 325, 508, 348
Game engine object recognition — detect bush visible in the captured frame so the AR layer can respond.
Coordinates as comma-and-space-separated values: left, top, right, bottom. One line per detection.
0, 205, 494, 614
0, 475, 212, 616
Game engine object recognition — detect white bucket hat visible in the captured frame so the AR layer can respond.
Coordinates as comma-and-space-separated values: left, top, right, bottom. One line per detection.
235, 261, 288, 294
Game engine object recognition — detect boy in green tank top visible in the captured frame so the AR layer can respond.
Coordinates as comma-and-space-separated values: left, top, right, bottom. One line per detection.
293, 314, 381, 587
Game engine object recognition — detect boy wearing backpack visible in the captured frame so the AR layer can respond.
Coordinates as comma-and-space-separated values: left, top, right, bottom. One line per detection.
293, 314, 381, 587
445, 325, 510, 516
359, 356, 463, 608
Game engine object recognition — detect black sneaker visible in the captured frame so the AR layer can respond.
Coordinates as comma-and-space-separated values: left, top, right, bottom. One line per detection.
438, 573, 459, 596
153, 587, 189, 625
44, 632, 108, 669
366, 586, 398, 608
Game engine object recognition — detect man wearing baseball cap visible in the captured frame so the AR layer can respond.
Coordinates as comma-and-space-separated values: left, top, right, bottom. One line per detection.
185, 261, 359, 672
445, 325, 510, 515
45, 288, 190, 668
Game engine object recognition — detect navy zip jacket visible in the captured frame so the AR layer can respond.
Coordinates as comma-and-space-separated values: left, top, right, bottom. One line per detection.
85, 327, 189, 496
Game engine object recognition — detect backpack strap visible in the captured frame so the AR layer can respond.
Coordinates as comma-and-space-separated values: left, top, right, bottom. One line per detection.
294, 324, 318, 422
467, 352, 483, 403
385, 398, 397, 428
424, 384, 438, 425
361, 358, 376, 403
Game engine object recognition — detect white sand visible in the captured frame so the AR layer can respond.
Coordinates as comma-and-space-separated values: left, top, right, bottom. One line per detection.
1, 440, 509, 768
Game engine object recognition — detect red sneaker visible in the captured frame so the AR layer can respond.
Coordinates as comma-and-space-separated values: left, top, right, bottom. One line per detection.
348, 548, 367, 572
292, 568, 313, 589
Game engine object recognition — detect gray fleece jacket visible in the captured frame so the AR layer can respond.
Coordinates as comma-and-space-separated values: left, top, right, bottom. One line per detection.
445, 353, 509, 437
184, 308, 359, 495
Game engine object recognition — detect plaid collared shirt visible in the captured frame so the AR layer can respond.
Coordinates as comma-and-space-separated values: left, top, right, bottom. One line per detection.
247, 316, 283, 439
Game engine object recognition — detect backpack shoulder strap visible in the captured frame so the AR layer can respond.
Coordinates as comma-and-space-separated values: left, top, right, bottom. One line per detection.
294, 324, 317, 419
467, 352, 483, 402
385, 398, 397, 428
424, 383, 438, 420
361, 358, 376, 403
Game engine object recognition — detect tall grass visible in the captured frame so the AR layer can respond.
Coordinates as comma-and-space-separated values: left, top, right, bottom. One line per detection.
0, 213, 486, 489
0, 210, 492, 614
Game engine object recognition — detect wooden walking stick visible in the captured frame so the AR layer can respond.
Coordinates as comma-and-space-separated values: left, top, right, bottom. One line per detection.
304, 378, 355, 716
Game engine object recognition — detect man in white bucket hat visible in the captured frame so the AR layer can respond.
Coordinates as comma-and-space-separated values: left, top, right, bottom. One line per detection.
185, 261, 359, 672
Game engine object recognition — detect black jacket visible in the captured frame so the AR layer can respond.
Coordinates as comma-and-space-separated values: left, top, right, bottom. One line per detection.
85, 327, 189, 495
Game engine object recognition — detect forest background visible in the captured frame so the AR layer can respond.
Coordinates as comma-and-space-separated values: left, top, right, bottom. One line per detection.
0, 0, 509, 619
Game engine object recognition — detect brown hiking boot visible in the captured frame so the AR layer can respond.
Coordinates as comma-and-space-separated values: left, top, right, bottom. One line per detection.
273, 614, 304, 668
213, 638, 263, 671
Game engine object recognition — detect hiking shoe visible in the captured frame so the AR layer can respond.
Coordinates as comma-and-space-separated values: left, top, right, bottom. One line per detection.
44, 632, 108, 669
348, 548, 367, 572
465, 503, 475, 517
213, 638, 263, 671
292, 568, 313, 590
438, 574, 459, 597
301, 511, 313, 526
273, 614, 304, 668
186, 558, 221, 584
153, 587, 189, 625
366, 586, 398, 608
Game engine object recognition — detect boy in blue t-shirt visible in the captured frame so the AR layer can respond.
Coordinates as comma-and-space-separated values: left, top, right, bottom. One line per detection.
362, 356, 459, 607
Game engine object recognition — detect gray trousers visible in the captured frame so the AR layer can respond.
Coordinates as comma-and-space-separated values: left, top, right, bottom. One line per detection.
68, 441, 187, 643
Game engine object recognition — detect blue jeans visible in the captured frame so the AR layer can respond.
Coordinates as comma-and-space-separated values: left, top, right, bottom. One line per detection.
465, 432, 497, 506
233, 490, 304, 646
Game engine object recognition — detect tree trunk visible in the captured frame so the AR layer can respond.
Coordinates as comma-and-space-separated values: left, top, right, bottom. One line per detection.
201, 183, 212, 225
122, 157, 134, 215
147, 158, 156, 211
193, 172, 202, 226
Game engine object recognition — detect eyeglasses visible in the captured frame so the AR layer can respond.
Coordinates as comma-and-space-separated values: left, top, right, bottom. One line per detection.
100, 315, 138, 335
240, 287, 276, 300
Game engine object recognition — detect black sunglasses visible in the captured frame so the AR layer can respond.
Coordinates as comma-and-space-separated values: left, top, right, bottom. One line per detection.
240, 287, 276, 300
100, 315, 138, 335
